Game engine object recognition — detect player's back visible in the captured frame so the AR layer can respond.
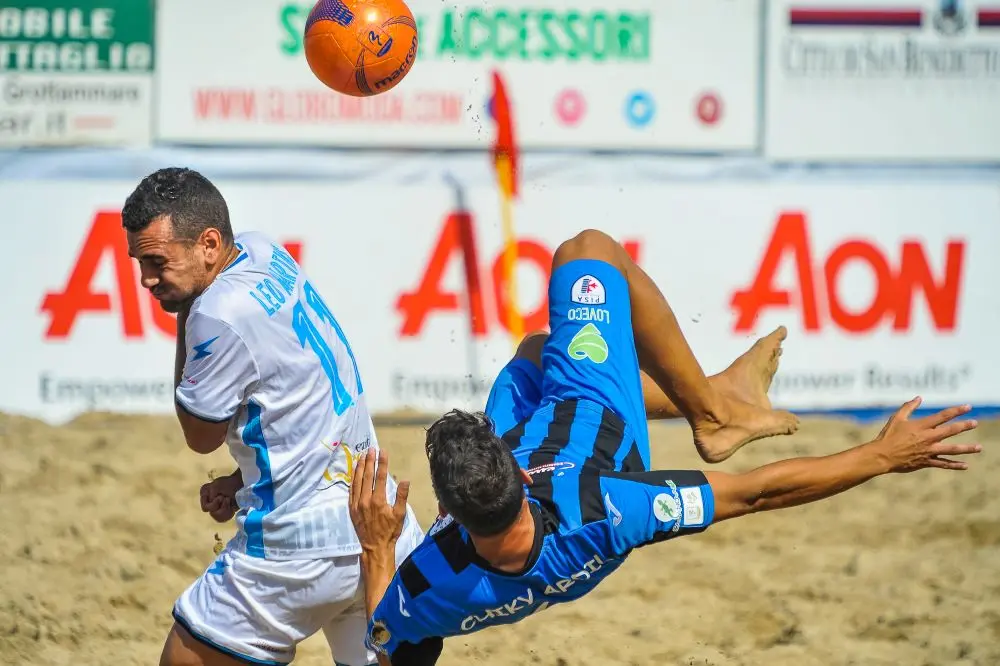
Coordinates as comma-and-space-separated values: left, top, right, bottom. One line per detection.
178, 231, 380, 560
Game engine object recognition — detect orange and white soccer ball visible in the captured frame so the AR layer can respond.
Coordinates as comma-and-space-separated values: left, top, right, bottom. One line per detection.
304, 0, 418, 97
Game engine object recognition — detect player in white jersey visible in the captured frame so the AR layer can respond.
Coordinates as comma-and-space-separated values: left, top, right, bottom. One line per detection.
122, 167, 424, 666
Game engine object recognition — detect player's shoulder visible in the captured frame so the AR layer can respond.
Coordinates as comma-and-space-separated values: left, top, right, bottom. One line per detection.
189, 280, 259, 331
191, 231, 291, 327
392, 517, 479, 599
234, 229, 281, 255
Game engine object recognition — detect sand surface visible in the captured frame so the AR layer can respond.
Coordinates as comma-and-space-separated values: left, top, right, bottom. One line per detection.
1, 412, 997, 666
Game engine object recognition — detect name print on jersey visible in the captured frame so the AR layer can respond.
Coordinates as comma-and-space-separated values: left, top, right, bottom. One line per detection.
249, 244, 300, 316
543, 553, 609, 595
460, 588, 542, 632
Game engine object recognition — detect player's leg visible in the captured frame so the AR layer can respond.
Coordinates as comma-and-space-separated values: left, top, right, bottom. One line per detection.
160, 623, 254, 666
550, 229, 798, 463
164, 548, 352, 666
482, 331, 547, 438
516, 329, 787, 421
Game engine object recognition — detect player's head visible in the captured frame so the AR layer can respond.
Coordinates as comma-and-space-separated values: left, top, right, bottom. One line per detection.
122, 167, 234, 313
424, 409, 527, 537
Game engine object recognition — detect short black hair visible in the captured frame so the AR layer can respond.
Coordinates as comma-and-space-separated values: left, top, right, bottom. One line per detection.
425, 409, 524, 537
121, 167, 233, 244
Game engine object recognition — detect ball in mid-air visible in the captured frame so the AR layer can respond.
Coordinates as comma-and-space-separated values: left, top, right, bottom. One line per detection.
304, 0, 418, 97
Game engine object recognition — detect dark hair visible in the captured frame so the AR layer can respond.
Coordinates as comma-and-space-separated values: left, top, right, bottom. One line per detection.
425, 409, 524, 537
121, 167, 233, 244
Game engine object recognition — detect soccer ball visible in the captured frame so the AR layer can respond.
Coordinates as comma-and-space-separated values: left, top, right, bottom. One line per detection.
304, 0, 418, 97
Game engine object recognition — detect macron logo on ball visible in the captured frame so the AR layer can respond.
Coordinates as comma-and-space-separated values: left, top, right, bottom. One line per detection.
571, 275, 606, 305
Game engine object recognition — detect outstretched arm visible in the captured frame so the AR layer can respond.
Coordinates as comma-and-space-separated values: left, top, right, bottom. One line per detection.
350, 447, 408, 666
350, 448, 444, 666
706, 399, 980, 522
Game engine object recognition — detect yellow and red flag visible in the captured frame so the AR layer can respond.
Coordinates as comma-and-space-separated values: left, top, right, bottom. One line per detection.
490, 70, 522, 347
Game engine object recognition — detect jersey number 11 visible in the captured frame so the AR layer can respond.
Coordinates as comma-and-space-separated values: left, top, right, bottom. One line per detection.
292, 281, 364, 415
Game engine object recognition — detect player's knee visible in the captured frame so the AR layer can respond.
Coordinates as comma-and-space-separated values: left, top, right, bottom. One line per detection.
552, 229, 624, 271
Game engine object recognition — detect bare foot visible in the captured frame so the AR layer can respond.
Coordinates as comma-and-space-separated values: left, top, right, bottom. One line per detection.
717, 326, 787, 410
693, 398, 799, 464
694, 326, 799, 463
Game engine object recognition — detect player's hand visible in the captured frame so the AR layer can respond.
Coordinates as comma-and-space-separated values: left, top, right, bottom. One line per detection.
349, 447, 410, 554
871, 397, 981, 473
200, 471, 242, 523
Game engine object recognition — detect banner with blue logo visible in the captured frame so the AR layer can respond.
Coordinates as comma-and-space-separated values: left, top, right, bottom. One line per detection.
155, 0, 761, 152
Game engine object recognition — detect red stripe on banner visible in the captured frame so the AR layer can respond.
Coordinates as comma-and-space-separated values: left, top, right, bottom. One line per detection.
978, 9, 1000, 25
790, 8, 923, 26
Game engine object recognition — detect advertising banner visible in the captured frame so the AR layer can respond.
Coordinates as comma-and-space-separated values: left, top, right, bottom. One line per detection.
764, 0, 1000, 162
3, 178, 996, 424
0, 0, 156, 147
154, 0, 761, 151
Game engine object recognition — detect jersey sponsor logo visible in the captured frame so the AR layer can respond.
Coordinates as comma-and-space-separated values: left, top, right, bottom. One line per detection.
680, 486, 705, 526
543, 553, 608, 595
568, 306, 610, 324
653, 480, 682, 532
567, 323, 609, 364
368, 620, 391, 653
526, 461, 575, 477
571, 274, 606, 305
460, 588, 537, 631
318, 437, 372, 490
604, 492, 623, 527
191, 336, 219, 361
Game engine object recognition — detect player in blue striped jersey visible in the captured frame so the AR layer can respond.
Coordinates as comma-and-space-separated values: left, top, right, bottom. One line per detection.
348, 229, 980, 666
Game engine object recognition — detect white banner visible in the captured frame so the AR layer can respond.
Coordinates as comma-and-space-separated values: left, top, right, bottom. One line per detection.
764, 0, 1000, 162
154, 0, 760, 151
0, 1, 156, 147
3, 177, 997, 424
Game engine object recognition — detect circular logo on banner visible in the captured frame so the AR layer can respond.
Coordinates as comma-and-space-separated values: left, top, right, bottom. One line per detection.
624, 91, 656, 128
554, 89, 586, 126
695, 92, 723, 126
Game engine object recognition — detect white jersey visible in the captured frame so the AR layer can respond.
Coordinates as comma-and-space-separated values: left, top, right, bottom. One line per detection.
176, 231, 388, 560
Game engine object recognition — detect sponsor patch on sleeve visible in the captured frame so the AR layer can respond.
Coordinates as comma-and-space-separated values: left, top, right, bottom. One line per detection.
679, 486, 705, 527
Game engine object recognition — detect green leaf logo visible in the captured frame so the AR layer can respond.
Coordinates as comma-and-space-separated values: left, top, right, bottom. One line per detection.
567, 323, 608, 364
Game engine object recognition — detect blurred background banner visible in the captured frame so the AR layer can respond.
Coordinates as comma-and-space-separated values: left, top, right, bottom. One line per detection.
1, 0, 998, 425
764, 0, 1000, 163
154, 0, 761, 151
0, 0, 156, 147
3, 162, 996, 423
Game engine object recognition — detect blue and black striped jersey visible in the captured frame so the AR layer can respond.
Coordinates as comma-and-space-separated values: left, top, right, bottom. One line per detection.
365, 399, 715, 664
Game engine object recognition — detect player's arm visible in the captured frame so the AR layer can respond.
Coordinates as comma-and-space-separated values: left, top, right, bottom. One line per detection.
351, 448, 444, 666
706, 399, 980, 522
174, 311, 260, 454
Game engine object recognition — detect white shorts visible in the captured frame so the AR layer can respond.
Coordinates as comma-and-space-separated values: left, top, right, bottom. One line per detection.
173, 511, 424, 666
